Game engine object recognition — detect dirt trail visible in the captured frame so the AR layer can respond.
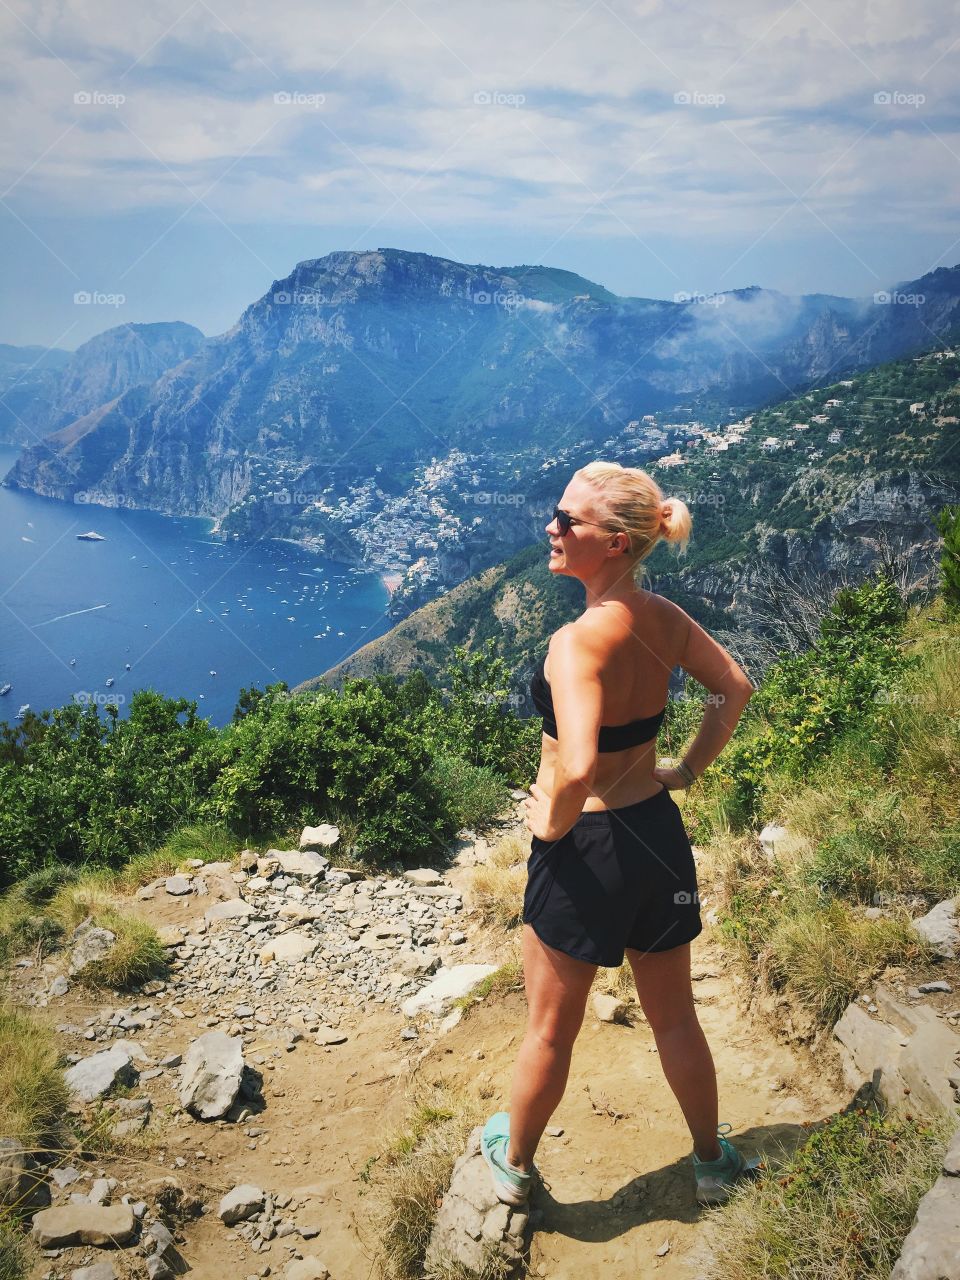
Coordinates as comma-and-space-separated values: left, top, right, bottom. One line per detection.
431, 928, 847, 1279
17, 825, 850, 1280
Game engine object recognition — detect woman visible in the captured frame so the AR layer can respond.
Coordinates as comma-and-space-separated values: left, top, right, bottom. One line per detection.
480, 461, 762, 1209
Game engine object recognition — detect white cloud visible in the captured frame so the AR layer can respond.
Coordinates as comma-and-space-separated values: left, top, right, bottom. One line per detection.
1, 0, 957, 277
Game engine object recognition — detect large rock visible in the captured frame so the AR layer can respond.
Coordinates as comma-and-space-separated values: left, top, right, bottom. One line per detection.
259, 931, 319, 965
0, 1137, 50, 1216
401, 965, 498, 1017
31, 1203, 137, 1247
424, 1125, 531, 1277
164, 876, 192, 896
889, 1149, 960, 1280
68, 921, 117, 976
912, 898, 959, 959
218, 1183, 265, 1225
178, 1030, 250, 1119
266, 848, 329, 879
299, 824, 339, 851
833, 985, 960, 1114
64, 1046, 138, 1103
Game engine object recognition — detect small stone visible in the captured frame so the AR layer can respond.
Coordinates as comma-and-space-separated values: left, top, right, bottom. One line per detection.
49, 975, 70, 998
593, 993, 628, 1024
219, 1184, 266, 1225
165, 875, 192, 896
918, 980, 953, 994
656, 1239, 670, 1256
71, 1264, 118, 1280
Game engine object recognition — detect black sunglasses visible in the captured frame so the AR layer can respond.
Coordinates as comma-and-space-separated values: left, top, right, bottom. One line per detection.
552, 504, 622, 537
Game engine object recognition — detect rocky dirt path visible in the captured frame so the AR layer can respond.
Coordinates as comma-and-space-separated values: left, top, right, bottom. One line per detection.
10, 816, 851, 1280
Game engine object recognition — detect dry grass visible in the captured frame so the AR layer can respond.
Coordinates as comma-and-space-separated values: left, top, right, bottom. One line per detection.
694, 1103, 958, 1280
0, 1219, 32, 1280
45, 883, 168, 991
364, 1078, 489, 1280
451, 959, 525, 1015
0, 1003, 70, 1153
468, 832, 528, 929
761, 899, 932, 1027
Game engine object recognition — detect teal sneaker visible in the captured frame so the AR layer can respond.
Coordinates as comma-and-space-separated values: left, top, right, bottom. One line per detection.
692, 1122, 764, 1206
480, 1112, 535, 1207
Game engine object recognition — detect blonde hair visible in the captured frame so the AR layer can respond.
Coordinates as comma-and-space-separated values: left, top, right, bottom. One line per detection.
574, 460, 692, 579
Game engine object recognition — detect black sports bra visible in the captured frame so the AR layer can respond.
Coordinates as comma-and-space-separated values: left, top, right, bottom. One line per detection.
529, 652, 667, 752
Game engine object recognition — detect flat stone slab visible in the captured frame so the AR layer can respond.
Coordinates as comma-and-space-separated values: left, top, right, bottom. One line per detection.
300, 824, 340, 851
64, 1046, 137, 1103
204, 898, 256, 927
401, 964, 498, 1017
31, 1203, 137, 1248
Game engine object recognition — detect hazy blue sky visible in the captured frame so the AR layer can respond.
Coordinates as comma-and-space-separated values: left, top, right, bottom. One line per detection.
1, 0, 956, 347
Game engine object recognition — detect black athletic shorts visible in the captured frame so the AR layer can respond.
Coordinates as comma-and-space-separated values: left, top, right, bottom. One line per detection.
522, 785, 703, 967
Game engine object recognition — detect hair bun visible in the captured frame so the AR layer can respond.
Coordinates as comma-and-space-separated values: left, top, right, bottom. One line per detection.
658, 496, 693, 549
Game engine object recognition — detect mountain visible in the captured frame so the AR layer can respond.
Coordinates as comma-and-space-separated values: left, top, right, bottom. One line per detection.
293, 344, 960, 702
3, 250, 959, 618
0, 321, 205, 448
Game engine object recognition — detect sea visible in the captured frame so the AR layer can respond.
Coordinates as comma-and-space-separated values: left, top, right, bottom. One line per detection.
0, 446, 396, 728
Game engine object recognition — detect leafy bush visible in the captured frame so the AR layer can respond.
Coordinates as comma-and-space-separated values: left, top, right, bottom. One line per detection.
0, 690, 216, 889
201, 681, 452, 859
707, 573, 909, 827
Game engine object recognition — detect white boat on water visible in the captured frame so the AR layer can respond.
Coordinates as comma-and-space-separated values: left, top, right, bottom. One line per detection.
0, 683, 11, 695
76, 531, 106, 541
105, 677, 114, 687
69, 657, 76, 665
16, 704, 29, 718
125, 663, 131, 670
209, 670, 217, 677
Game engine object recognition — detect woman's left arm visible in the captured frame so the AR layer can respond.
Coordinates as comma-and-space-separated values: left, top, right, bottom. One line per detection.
524, 625, 603, 842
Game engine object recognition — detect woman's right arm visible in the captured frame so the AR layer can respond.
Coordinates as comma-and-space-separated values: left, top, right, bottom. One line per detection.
655, 608, 754, 789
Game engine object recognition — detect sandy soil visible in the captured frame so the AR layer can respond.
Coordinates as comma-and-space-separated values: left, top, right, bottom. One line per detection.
17, 832, 855, 1280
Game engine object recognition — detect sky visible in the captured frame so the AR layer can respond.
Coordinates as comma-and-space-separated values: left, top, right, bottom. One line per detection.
1, 0, 957, 349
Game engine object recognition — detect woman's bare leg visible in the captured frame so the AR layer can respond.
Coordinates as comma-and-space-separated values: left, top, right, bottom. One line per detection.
506, 924, 598, 1171
625, 941, 722, 1161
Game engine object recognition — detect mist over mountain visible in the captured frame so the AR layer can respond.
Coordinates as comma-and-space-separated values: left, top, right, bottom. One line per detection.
2, 249, 958, 626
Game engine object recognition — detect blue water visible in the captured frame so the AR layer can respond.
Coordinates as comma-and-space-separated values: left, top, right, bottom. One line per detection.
0, 446, 394, 727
